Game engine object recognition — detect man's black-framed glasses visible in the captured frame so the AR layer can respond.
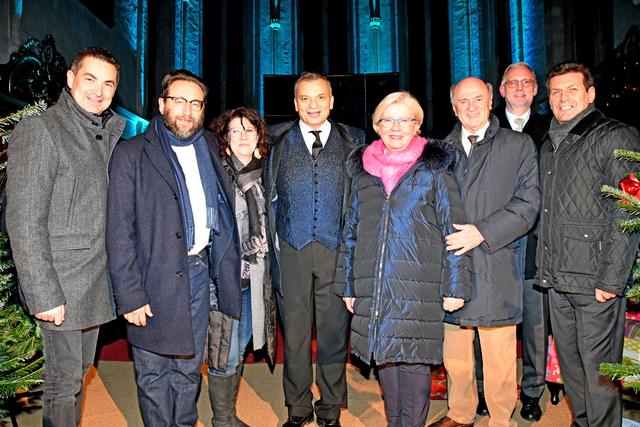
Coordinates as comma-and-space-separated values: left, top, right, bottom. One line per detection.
163, 96, 205, 111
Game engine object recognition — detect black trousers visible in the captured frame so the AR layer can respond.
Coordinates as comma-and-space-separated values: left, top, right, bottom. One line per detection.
549, 288, 625, 427
277, 240, 349, 419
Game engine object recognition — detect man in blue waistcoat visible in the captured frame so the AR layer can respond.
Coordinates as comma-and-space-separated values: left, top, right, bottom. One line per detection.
266, 72, 365, 427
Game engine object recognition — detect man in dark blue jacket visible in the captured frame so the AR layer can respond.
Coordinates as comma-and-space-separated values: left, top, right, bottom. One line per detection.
107, 70, 239, 426
265, 72, 364, 427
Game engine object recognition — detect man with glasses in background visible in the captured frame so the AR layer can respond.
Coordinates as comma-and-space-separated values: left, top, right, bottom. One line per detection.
471, 62, 551, 421
107, 69, 240, 426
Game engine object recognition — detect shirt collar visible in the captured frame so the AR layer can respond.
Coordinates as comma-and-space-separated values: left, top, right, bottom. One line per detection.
505, 108, 531, 130
461, 120, 491, 143
299, 120, 332, 145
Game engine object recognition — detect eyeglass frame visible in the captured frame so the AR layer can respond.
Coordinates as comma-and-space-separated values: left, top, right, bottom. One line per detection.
162, 96, 206, 111
228, 127, 258, 138
502, 78, 536, 89
376, 117, 416, 129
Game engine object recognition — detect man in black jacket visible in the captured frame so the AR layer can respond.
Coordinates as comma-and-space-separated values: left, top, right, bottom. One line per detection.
265, 72, 365, 427
537, 62, 640, 427
495, 62, 551, 421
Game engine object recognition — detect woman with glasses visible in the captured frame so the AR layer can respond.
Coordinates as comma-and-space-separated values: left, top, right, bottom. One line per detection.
335, 91, 472, 427
206, 107, 276, 427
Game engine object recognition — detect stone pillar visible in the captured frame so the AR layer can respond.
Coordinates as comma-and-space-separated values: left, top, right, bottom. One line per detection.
350, 0, 398, 73
174, 0, 202, 75
448, 0, 498, 84
509, 0, 546, 88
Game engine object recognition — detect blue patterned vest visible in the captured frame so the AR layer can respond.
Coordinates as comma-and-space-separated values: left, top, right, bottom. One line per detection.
275, 125, 345, 250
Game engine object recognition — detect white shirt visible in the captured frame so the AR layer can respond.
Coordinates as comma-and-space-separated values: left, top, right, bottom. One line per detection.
461, 121, 491, 155
298, 120, 332, 154
171, 145, 210, 255
505, 108, 531, 132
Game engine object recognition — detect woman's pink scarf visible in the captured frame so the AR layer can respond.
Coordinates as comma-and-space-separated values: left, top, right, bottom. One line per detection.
362, 135, 428, 194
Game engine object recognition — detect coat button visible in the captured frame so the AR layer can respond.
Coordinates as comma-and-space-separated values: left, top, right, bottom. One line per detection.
542, 279, 547, 284
547, 171, 552, 175
176, 271, 183, 278
173, 194, 178, 200
95, 134, 103, 141
176, 232, 182, 239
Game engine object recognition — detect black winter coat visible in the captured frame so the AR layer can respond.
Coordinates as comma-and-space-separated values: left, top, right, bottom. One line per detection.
444, 115, 540, 327
537, 108, 640, 295
335, 140, 472, 365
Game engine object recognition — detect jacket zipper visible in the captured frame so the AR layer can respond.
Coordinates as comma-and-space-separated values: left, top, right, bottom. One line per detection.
371, 192, 391, 356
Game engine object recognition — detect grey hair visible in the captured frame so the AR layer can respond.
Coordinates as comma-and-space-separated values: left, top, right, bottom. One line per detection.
501, 62, 536, 84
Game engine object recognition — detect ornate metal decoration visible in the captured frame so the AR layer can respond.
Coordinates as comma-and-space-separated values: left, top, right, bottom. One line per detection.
0, 35, 67, 106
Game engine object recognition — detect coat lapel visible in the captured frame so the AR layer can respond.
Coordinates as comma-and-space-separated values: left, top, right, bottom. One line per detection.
143, 131, 179, 194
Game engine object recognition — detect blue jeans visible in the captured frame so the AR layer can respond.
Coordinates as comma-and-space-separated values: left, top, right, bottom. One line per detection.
132, 252, 210, 427
209, 288, 252, 377
41, 326, 99, 427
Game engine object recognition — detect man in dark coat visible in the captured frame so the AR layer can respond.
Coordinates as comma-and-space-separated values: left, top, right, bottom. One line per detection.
430, 77, 540, 427
537, 62, 640, 427
265, 72, 365, 427
107, 70, 240, 426
472, 62, 551, 421
7, 47, 124, 427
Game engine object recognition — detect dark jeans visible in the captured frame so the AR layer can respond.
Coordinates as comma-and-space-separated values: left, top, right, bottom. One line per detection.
41, 325, 99, 427
378, 363, 432, 427
132, 251, 210, 427
549, 288, 625, 427
277, 240, 349, 419
209, 287, 252, 377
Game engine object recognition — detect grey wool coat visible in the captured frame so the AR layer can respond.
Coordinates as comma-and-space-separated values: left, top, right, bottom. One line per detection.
443, 115, 541, 327
6, 89, 125, 330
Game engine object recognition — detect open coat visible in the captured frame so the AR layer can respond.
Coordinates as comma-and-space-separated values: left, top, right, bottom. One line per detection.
335, 140, 472, 365
107, 117, 240, 356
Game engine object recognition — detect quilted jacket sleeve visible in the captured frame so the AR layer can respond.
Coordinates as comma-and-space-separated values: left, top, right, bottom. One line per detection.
598, 124, 640, 294
436, 170, 473, 300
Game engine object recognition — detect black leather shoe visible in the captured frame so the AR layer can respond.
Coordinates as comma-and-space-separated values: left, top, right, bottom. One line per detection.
316, 416, 341, 426
476, 393, 489, 416
520, 394, 542, 422
282, 414, 314, 427
547, 382, 564, 405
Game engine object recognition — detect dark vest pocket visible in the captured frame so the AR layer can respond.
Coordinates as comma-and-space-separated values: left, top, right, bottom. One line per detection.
559, 223, 603, 276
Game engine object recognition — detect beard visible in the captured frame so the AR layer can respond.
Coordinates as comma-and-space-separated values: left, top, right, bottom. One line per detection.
163, 110, 204, 139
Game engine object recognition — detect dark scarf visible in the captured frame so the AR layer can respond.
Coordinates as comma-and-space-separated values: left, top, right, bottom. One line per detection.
226, 154, 268, 262
548, 103, 596, 150
155, 116, 220, 250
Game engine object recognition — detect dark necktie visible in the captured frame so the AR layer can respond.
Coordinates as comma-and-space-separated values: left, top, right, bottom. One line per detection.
310, 130, 323, 159
467, 134, 478, 156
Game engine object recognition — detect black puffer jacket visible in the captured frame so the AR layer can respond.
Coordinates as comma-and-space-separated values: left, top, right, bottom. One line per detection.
537, 108, 640, 295
335, 140, 472, 366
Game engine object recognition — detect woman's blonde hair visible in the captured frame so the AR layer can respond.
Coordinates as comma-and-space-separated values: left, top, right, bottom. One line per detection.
372, 91, 424, 131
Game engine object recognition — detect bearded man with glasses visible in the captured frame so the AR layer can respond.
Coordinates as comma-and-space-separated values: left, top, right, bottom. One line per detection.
107, 69, 240, 426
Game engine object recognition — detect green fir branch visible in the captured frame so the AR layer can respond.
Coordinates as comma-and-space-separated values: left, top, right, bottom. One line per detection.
613, 149, 640, 163
0, 101, 47, 146
598, 363, 640, 392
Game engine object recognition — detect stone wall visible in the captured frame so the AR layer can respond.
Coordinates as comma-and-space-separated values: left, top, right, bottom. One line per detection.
0, 0, 144, 115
